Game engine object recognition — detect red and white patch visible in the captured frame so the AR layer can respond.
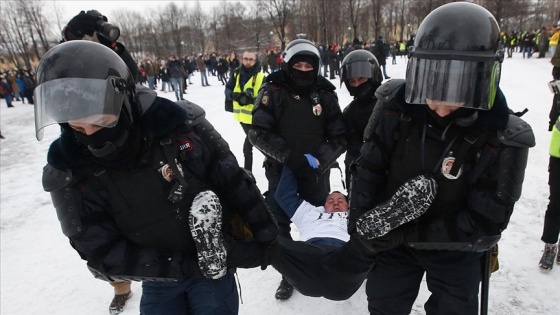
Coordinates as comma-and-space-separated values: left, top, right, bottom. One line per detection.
313, 104, 322, 116
159, 162, 185, 182
441, 157, 462, 180
160, 164, 175, 182
179, 140, 193, 152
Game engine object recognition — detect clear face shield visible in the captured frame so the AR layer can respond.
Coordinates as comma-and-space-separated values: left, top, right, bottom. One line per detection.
34, 77, 126, 140
405, 49, 502, 110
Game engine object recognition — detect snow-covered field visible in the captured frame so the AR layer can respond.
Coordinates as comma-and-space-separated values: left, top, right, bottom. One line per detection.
1, 51, 558, 314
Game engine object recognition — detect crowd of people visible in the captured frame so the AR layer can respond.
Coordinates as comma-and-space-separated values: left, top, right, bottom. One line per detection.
130, 35, 400, 101
501, 22, 560, 59
19, 2, 560, 315
0, 69, 36, 108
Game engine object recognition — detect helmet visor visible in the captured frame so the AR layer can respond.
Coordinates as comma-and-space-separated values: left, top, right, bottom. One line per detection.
341, 61, 374, 82
405, 57, 500, 110
34, 77, 125, 140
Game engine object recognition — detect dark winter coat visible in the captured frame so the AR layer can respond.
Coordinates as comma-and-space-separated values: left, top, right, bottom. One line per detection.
0, 80, 13, 96
371, 39, 387, 66
158, 66, 170, 82
43, 94, 277, 281
342, 89, 378, 180
349, 81, 533, 246
166, 59, 185, 79
267, 52, 280, 70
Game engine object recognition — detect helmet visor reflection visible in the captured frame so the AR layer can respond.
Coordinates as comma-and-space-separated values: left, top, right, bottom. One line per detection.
405, 57, 500, 110
34, 77, 125, 140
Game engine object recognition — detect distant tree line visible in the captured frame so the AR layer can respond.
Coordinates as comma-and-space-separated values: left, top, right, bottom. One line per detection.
1, 0, 559, 71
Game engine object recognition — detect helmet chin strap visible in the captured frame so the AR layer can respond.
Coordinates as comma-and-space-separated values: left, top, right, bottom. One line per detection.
86, 128, 129, 158
72, 113, 132, 159
454, 111, 478, 127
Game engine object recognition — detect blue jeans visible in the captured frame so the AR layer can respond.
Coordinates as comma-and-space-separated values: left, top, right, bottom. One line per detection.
161, 81, 169, 91
523, 46, 532, 58
200, 71, 209, 86
140, 274, 238, 315
147, 76, 155, 90
307, 237, 345, 249
170, 77, 183, 101
3, 94, 12, 107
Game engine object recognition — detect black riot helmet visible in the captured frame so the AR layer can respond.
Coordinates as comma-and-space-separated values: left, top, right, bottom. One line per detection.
340, 49, 383, 98
282, 39, 321, 75
34, 40, 137, 141
281, 39, 321, 93
405, 2, 504, 110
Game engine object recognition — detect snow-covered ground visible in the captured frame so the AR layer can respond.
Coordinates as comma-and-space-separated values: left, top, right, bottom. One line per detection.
1, 51, 558, 315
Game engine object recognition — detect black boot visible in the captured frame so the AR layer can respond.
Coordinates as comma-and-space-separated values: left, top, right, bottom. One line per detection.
275, 278, 294, 300
109, 291, 131, 315
356, 174, 437, 239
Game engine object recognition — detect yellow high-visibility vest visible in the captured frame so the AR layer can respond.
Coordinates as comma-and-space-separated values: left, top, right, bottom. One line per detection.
232, 71, 265, 124
550, 115, 560, 158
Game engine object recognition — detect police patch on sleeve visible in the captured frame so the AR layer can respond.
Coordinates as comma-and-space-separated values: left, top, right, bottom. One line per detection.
261, 91, 269, 106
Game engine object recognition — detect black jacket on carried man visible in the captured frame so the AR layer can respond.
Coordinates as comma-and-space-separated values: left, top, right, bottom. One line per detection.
42, 88, 278, 281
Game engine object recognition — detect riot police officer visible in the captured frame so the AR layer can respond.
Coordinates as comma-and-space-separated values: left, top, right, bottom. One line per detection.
349, 3, 534, 314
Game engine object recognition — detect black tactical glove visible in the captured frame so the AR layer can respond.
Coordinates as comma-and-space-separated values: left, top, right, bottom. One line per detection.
225, 100, 233, 112
64, 11, 99, 40
260, 239, 280, 270
364, 226, 410, 253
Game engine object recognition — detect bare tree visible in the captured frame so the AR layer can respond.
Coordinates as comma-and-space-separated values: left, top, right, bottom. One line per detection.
21, 0, 52, 57
2, 0, 558, 72
190, 1, 208, 53
347, 0, 363, 40
260, 0, 297, 50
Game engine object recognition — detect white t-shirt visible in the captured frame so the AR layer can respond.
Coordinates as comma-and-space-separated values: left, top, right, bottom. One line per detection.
290, 200, 349, 242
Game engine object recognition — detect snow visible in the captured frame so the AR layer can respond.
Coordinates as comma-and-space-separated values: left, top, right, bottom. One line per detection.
1, 52, 558, 315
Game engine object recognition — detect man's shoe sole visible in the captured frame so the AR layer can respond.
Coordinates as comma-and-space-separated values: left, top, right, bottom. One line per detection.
356, 175, 437, 239
189, 191, 227, 279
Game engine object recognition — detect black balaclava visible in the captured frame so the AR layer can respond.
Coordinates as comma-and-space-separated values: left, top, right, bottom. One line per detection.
426, 106, 478, 127
287, 55, 318, 94
71, 113, 140, 162
348, 81, 377, 100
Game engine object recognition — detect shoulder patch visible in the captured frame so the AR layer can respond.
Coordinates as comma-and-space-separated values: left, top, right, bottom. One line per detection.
261, 91, 269, 106
179, 140, 193, 152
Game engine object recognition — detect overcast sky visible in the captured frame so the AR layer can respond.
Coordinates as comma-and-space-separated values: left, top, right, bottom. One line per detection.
49, 0, 226, 24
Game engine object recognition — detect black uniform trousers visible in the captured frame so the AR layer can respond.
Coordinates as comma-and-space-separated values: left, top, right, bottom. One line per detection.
367, 246, 483, 315
542, 156, 560, 244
